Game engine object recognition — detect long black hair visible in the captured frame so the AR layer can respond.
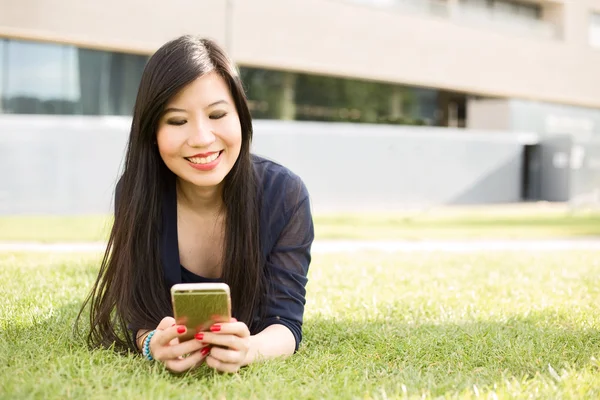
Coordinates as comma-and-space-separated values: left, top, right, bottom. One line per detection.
76, 35, 263, 353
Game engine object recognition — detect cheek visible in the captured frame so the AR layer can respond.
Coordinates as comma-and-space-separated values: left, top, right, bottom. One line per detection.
156, 129, 179, 158
224, 120, 243, 148
232, 131, 242, 149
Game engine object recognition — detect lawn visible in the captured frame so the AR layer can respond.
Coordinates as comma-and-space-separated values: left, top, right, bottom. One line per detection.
1, 206, 600, 242
2, 250, 600, 399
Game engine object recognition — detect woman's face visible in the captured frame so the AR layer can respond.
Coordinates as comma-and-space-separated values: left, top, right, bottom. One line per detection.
156, 71, 242, 189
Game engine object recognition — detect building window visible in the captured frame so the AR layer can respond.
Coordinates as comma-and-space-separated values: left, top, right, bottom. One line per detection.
457, 0, 555, 38
0, 39, 5, 113
590, 12, 600, 49
0, 38, 148, 115
460, 0, 541, 21
240, 66, 466, 127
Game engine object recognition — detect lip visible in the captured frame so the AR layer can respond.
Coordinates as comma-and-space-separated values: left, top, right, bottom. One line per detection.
186, 151, 223, 171
187, 150, 221, 158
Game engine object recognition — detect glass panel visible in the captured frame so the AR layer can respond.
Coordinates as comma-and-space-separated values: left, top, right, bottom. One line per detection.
240, 67, 289, 120
461, 0, 489, 11
518, 4, 540, 20
0, 39, 5, 113
493, 1, 517, 17
3, 39, 80, 114
590, 13, 600, 49
77, 48, 147, 115
240, 66, 445, 126
0, 38, 147, 115
459, 0, 491, 19
77, 48, 111, 115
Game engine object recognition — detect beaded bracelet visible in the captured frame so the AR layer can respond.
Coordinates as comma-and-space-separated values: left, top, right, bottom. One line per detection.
142, 330, 156, 361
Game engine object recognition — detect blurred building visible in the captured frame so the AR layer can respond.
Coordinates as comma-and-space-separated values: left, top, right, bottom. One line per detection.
1, 0, 599, 133
1, 0, 600, 213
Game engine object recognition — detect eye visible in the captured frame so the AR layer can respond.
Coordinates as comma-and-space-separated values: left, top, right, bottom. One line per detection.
209, 112, 227, 120
167, 119, 187, 126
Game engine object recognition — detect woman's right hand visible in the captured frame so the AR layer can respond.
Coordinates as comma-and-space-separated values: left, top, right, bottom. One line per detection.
146, 317, 210, 373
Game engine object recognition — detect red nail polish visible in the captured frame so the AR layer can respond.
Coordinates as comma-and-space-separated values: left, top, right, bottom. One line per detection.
177, 326, 186, 334
210, 325, 221, 332
201, 347, 210, 356
195, 333, 204, 340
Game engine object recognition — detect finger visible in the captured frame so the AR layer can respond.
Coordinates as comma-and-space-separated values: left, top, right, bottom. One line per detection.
164, 347, 210, 374
156, 324, 189, 347
209, 346, 246, 365
156, 317, 176, 330
205, 354, 241, 373
209, 322, 250, 337
200, 332, 249, 352
152, 325, 193, 360
230, 317, 237, 322
164, 336, 207, 360
147, 317, 177, 351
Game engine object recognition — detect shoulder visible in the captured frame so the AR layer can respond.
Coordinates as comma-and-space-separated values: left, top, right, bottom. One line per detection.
252, 154, 303, 184
252, 155, 309, 198
252, 154, 310, 215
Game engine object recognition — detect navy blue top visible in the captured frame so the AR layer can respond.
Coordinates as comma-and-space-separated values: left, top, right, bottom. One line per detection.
158, 155, 314, 351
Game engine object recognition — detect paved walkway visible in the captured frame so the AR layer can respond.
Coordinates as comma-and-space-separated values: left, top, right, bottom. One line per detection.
1, 238, 600, 253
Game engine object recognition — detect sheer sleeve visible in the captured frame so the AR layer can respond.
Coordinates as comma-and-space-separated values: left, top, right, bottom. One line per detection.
257, 174, 315, 352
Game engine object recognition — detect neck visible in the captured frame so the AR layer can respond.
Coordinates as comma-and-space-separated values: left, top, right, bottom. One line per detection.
176, 178, 224, 215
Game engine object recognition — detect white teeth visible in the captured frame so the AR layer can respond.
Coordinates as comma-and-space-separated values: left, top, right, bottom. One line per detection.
188, 152, 220, 165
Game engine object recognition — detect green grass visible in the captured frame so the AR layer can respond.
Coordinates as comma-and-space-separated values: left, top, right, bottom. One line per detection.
2, 250, 600, 398
0, 215, 112, 242
315, 212, 600, 240
1, 207, 600, 242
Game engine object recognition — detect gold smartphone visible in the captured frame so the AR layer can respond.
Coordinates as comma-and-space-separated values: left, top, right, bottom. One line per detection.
170, 283, 232, 342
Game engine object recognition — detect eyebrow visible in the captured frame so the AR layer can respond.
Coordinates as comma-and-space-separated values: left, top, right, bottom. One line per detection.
163, 100, 229, 115
163, 107, 186, 114
206, 100, 229, 108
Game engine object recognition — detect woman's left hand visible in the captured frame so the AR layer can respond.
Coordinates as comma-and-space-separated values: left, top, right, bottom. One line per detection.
200, 318, 251, 373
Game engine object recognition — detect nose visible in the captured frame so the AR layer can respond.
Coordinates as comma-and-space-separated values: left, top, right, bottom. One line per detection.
187, 119, 216, 148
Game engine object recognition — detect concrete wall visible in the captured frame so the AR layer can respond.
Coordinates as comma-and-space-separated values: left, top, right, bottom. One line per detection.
0, 115, 129, 214
0, 115, 529, 215
0, 0, 227, 54
2, 0, 600, 109
509, 99, 600, 140
467, 98, 600, 140
570, 137, 600, 204
527, 135, 600, 203
467, 99, 512, 131
252, 120, 527, 212
232, 0, 600, 109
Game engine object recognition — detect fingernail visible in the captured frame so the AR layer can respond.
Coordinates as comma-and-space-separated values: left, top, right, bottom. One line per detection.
177, 326, 186, 334
201, 347, 210, 356
195, 333, 204, 340
210, 325, 221, 332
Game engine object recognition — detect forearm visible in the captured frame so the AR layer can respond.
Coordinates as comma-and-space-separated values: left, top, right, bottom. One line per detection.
243, 324, 296, 366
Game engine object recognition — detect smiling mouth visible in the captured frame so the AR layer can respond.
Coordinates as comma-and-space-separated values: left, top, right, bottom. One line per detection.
185, 151, 222, 165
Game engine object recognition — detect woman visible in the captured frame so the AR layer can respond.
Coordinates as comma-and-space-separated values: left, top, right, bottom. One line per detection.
77, 35, 314, 374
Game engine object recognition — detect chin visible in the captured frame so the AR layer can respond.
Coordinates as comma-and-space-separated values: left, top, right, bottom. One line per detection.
185, 175, 225, 188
